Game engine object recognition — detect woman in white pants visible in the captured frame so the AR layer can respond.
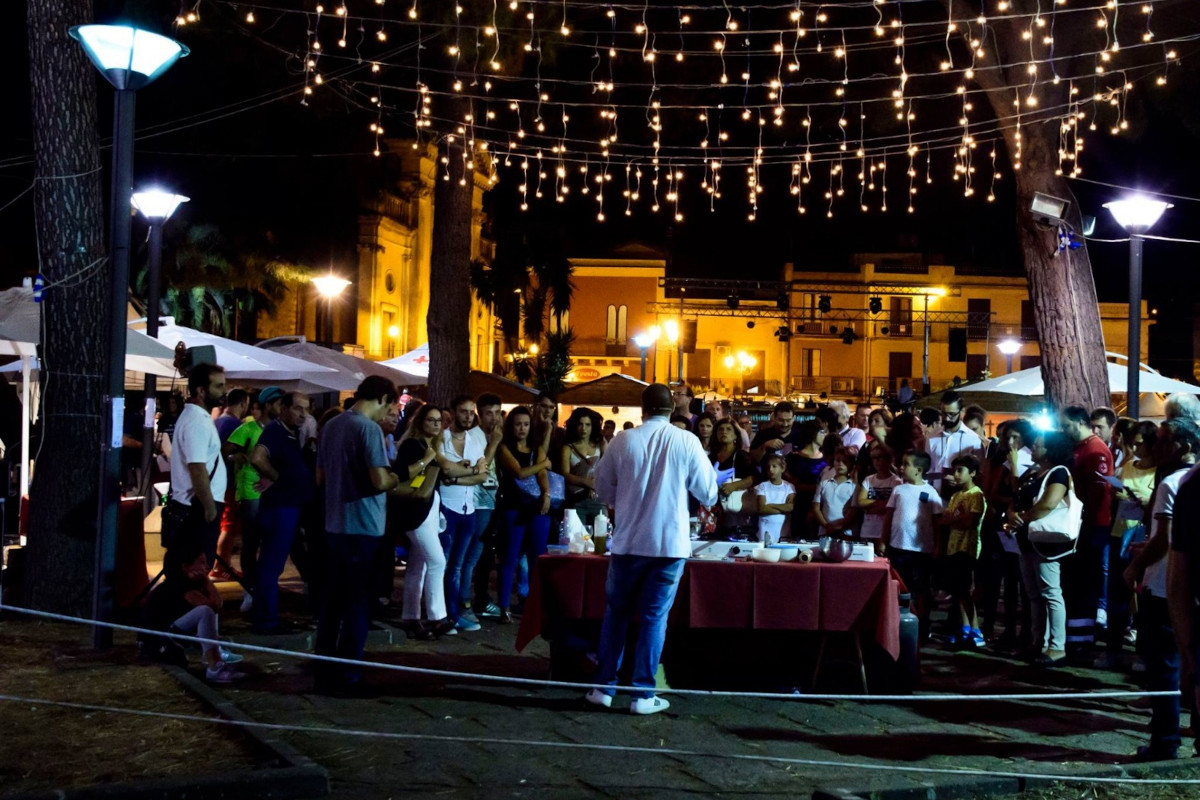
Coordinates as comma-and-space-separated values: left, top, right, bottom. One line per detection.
392, 403, 453, 639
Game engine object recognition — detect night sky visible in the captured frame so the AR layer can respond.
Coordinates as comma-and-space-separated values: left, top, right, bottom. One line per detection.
2, 2, 1199, 376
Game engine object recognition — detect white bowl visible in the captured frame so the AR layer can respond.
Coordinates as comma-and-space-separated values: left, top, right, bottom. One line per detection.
771, 544, 799, 562
750, 546, 782, 563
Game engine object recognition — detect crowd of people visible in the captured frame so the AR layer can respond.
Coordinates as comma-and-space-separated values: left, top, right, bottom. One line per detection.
139, 366, 1200, 751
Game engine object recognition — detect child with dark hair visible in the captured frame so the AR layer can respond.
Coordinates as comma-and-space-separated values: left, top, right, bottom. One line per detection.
753, 453, 795, 544
143, 541, 245, 684
945, 454, 987, 647
814, 447, 857, 537
885, 449, 944, 639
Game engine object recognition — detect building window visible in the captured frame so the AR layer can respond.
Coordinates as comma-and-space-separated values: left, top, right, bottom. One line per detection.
800, 348, 822, 377
384, 271, 396, 294
967, 298, 990, 340
605, 304, 627, 344
889, 297, 913, 337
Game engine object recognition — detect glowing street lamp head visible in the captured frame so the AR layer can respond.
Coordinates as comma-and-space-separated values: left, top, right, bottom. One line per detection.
663, 319, 680, 343
996, 339, 1022, 356
927, 287, 948, 297
632, 332, 654, 349
312, 275, 351, 298
1104, 195, 1172, 233
387, 325, 400, 338
70, 24, 189, 91
132, 188, 188, 221
723, 355, 735, 369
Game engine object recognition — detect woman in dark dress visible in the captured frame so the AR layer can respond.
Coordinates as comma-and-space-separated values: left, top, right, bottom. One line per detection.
496, 406, 553, 623
784, 420, 828, 539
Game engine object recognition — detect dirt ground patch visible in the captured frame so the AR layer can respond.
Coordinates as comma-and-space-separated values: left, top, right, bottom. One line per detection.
0, 619, 261, 796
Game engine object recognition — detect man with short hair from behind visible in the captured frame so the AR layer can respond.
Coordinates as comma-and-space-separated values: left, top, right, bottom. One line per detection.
1165, 393, 1200, 424
168, 363, 228, 571
314, 375, 404, 696
586, 384, 718, 715
1060, 404, 1115, 661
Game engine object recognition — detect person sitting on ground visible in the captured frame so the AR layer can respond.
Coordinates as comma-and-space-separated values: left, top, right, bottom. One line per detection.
884, 449, 945, 640
753, 453, 796, 544
143, 540, 245, 684
944, 454, 987, 648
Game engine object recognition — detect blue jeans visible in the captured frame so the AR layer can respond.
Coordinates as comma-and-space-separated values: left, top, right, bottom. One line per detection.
498, 509, 550, 610
254, 504, 299, 632
439, 507, 476, 621
460, 508, 493, 611
1138, 593, 1180, 753
593, 555, 686, 700
315, 533, 382, 688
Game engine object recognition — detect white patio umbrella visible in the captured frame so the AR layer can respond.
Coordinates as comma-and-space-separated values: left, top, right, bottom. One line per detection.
258, 336, 426, 391
380, 342, 430, 378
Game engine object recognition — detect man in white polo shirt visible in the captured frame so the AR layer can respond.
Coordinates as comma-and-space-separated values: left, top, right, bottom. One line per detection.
586, 384, 718, 716
926, 390, 985, 499
167, 363, 228, 569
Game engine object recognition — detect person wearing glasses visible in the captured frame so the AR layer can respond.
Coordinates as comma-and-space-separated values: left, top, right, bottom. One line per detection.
926, 390, 986, 502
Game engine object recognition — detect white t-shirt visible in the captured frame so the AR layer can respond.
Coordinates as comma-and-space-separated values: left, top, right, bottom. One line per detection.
926, 427, 985, 493
1144, 464, 1199, 597
439, 426, 487, 515
858, 472, 902, 540
886, 482, 944, 553
754, 479, 795, 543
815, 477, 856, 535
169, 402, 227, 506
839, 426, 868, 452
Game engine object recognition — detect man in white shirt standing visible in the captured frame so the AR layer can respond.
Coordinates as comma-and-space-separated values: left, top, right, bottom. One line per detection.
925, 390, 985, 499
167, 363, 228, 570
586, 384, 718, 715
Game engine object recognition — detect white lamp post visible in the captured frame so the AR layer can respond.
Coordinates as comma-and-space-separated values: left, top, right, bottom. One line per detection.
131, 188, 188, 515
70, 23, 188, 648
312, 275, 351, 346
632, 332, 654, 382
1104, 195, 1172, 418
996, 338, 1022, 374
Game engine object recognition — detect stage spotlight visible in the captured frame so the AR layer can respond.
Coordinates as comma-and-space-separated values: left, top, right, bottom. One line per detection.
727, 293, 740, 309
868, 297, 882, 314
817, 295, 832, 313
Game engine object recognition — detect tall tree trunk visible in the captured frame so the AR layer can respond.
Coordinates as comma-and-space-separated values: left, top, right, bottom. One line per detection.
946, 0, 1110, 409
426, 137, 473, 405
25, 0, 109, 615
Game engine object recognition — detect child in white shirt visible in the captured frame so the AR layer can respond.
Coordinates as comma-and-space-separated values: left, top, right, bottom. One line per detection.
856, 443, 902, 547
885, 449, 944, 638
754, 454, 796, 544
813, 447, 856, 536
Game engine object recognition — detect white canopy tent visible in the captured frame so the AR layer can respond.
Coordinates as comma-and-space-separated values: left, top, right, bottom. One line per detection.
1, 287, 179, 501
257, 336, 426, 391
962, 352, 1200, 397
380, 342, 430, 378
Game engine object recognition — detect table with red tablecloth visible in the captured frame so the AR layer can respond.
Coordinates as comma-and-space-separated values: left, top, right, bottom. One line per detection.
515, 555, 900, 663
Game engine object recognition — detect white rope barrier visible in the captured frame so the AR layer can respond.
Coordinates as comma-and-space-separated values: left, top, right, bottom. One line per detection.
0, 603, 1179, 703
0, 692, 1195, 786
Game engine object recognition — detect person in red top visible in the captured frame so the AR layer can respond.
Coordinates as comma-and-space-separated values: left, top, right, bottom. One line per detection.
1060, 405, 1115, 661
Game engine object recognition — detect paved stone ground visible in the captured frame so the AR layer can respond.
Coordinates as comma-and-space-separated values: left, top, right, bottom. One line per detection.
199, 559, 1197, 800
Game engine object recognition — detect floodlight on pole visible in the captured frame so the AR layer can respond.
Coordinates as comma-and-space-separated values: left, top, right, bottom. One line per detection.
132, 188, 188, 516
312, 275, 351, 345
632, 332, 654, 382
1104, 195, 1172, 418
996, 338, 1022, 374
71, 22, 188, 650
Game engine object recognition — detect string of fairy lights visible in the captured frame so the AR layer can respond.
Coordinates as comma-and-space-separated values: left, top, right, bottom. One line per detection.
176, 0, 1192, 221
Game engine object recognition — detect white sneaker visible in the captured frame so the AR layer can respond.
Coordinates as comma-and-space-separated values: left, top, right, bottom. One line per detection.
630, 696, 670, 716
240, 593, 254, 613
585, 689, 612, 708
205, 662, 245, 684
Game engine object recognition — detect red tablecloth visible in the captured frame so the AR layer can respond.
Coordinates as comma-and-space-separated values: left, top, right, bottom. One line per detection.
516, 555, 900, 659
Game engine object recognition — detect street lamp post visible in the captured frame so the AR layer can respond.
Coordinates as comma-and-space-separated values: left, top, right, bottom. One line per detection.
131, 189, 188, 515
312, 274, 351, 347
1104, 196, 1172, 419
920, 288, 946, 396
997, 338, 1022, 375
70, 23, 188, 648
663, 319, 680, 385
632, 332, 654, 381
387, 324, 400, 358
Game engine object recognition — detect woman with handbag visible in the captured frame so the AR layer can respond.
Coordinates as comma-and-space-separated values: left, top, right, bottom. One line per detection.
496, 406, 554, 623
560, 407, 606, 529
1007, 431, 1078, 667
711, 419, 754, 534
393, 403, 454, 639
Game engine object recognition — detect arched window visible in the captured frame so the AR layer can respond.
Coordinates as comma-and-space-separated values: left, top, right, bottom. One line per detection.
606, 304, 627, 343
616, 304, 627, 343
550, 309, 570, 335
606, 304, 617, 342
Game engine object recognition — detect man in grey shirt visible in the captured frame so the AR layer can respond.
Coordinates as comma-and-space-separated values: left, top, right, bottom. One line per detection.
314, 375, 403, 696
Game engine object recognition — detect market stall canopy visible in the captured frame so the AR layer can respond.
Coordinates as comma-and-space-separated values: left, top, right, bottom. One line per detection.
559, 373, 649, 407
380, 342, 429, 378
465, 370, 540, 404
136, 320, 343, 390
959, 354, 1200, 397
0, 287, 176, 374
257, 337, 426, 391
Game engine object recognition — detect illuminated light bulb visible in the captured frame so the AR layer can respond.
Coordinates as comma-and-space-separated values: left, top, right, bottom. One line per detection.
245, 11, 255, 23
408, 6, 417, 18
338, 38, 346, 47
377, 30, 387, 41
336, 5, 347, 15
313, 40, 322, 50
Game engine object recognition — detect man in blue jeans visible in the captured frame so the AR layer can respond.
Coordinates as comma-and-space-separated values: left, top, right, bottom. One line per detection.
587, 383, 717, 715
314, 376, 404, 696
